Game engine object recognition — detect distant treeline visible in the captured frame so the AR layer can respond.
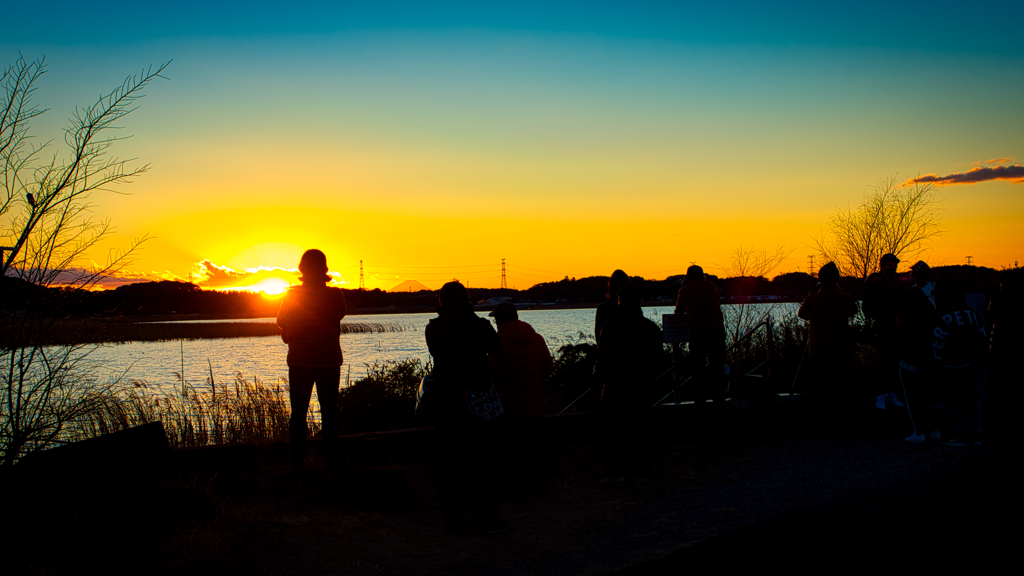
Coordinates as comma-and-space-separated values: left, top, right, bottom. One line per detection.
1, 265, 1010, 318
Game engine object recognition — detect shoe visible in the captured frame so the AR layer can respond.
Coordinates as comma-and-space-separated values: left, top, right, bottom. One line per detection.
875, 395, 887, 410
940, 438, 965, 447
886, 392, 904, 408
481, 521, 508, 535
905, 433, 926, 443
928, 430, 941, 441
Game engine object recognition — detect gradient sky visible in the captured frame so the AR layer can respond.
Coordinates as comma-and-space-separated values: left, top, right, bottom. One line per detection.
5, 1, 1023, 291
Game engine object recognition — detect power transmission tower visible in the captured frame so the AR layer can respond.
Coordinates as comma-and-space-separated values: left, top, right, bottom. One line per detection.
966, 255, 973, 266
500, 258, 508, 289
807, 255, 815, 275
359, 260, 365, 290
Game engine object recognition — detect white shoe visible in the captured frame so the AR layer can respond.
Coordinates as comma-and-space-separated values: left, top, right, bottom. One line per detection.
905, 433, 926, 443
875, 395, 887, 410
886, 392, 904, 408
928, 430, 941, 441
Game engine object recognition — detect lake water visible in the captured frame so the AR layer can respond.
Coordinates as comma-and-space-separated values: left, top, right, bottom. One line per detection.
86, 303, 799, 396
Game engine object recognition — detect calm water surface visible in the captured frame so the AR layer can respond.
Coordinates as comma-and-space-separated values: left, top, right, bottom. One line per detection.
88, 304, 798, 396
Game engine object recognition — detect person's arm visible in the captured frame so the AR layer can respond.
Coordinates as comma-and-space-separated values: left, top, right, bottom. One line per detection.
277, 295, 293, 343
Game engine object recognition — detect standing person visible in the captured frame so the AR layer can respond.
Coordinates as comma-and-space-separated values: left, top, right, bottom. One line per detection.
675, 265, 726, 411
798, 262, 859, 417
931, 280, 987, 446
596, 283, 665, 481
277, 249, 346, 471
424, 281, 505, 533
863, 253, 905, 410
897, 261, 940, 442
987, 269, 1023, 430
595, 269, 630, 342
488, 302, 553, 496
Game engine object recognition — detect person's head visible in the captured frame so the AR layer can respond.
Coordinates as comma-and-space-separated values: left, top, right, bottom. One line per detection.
880, 253, 899, 276
999, 269, 1018, 291
818, 262, 840, 286
910, 261, 930, 287
607, 269, 629, 299
438, 281, 471, 307
616, 282, 642, 311
298, 249, 330, 284
489, 302, 518, 327
685, 265, 705, 284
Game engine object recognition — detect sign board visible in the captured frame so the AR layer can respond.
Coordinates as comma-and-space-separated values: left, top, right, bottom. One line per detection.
662, 314, 690, 343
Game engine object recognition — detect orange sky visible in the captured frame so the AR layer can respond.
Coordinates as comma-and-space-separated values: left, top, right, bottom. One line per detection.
9, 9, 1022, 293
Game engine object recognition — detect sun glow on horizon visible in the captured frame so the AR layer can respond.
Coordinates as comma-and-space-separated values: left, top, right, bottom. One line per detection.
218, 276, 292, 297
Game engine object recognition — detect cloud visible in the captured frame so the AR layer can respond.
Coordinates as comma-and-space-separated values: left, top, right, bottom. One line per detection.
904, 165, 1024, 186
190, 260, 349, 290
985, 157, 1013, 164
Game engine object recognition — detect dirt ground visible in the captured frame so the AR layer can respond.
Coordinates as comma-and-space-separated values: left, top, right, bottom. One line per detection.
10, 407, 1015, 575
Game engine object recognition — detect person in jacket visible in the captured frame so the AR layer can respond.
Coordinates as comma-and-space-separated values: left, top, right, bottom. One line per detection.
897, 261, 940, 442
675, 265, 726, 411
931, 280, 987, 446
489, 302, 554, 496
277, 249, 346, 471
424, 281, 505, 533
596, 283, 665, 480
798, 262, 858, 410
863, 253, 905, 409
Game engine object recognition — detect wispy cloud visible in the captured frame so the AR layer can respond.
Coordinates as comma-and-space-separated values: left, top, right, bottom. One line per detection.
904, 165, 1024, 186
984, 157, 1013, 165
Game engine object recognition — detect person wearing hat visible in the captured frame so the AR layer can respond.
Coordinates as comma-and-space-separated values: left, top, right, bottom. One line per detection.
277, 249, 347, 471
896, 261, 940, 442
799, 261, 859, 419
864, 253, 906, 410
488, 302, 553, 496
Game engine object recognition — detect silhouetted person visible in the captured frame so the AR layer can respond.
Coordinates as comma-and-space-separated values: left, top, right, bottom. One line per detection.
798, 262, 858, 420
595, 283, 664, 480
987, 269, 1023, 429
864, 253, 905, 410
897, 261, 940, 442
931, 280, 986, 445
277, 249, 346, 471
488, 302, 553, 496
675, 265, 726, 411
595, 269, 630, 342
424, 281, 505, 533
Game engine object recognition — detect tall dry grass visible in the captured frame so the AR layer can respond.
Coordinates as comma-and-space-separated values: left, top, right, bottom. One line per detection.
72, 373, 325, 449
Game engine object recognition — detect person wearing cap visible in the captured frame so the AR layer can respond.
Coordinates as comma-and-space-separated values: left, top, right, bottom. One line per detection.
488, 302, 553, 495
675, 265, 726, 411
896, 261, 940, 442
424, 281, 505, 533
798, 262, 859, 419
277, 249, 347, 471
864, 253, 906, 410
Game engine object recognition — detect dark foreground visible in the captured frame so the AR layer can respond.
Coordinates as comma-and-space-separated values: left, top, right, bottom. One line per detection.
6, 404, 1017, 575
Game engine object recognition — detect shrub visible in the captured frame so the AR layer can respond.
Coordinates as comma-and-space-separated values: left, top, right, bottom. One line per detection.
337, 359, 430, 432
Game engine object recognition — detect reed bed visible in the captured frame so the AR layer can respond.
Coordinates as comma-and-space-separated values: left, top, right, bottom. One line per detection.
70, 373, 325, 449
2, 319, 405, 346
